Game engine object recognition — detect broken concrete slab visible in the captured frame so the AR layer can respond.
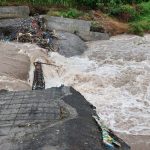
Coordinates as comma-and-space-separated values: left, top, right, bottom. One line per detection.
0, 6, 30, 19
0, 86, 130, 150
45, 16, 91, 34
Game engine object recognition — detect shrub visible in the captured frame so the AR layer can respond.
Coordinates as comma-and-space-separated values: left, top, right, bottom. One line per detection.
137, 1, 150, 15
130, 23, 144, 36
48, 8, 83, 19
76, 0, 99, 8
60, 8, 83, 18
110, 5, 138, 22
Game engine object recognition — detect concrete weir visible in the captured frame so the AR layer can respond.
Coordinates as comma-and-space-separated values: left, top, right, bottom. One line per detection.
0, 87, 130, 150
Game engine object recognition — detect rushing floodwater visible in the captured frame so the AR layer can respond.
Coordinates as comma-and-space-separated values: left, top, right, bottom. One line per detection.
0, 34, 150, 149
39, 34, 150, 136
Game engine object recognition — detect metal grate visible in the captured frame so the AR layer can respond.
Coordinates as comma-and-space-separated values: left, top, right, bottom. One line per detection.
0, 90, 62, 136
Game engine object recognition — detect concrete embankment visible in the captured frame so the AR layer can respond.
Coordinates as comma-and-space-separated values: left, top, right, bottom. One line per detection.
0, 6, 29, 19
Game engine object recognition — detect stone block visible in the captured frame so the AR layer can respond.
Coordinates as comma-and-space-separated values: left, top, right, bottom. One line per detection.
45, 16, 91, 34
0, 6, 30, 19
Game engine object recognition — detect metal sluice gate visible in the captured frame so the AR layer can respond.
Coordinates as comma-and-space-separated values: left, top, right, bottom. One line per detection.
32, 62, 45, 90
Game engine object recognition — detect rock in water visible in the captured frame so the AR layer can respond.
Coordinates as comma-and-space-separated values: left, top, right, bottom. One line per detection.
57, 31, 87, 57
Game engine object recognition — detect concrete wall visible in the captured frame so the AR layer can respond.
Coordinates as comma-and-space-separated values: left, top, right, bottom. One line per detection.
45, 16, 109, 41
45, 16, 91, 34
0, 6, 30, 19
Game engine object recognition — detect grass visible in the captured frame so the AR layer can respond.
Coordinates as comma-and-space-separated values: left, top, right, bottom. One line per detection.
129, 2, 150, 35
130, 15, 150, 35
47, 8, 83, 19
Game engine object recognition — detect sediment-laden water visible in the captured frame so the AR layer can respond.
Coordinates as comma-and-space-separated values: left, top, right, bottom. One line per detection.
0, 34, 150, 150
0, 41, 31, 91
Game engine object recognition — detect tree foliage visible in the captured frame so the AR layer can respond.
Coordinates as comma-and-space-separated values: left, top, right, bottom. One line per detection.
0, 0, 150, 7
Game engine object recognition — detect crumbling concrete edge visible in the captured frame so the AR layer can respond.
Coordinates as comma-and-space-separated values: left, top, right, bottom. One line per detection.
62, 87, 131, 150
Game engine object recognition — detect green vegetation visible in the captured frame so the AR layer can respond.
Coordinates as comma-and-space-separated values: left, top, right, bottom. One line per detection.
0, 0, 149, 9
129, 2, 150, 35
99, 0, 150, 35
48, 8, 83, 19
0, 0, 149, 35
0, 0, 148, 7
110, 5, 138, 21
0, 0, 98, 7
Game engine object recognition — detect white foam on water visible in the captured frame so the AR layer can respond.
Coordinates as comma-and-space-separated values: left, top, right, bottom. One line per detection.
1, 35, 150, 136
38, 50, 150, 136
0, 75, 30, 91
42, 35, 150, 136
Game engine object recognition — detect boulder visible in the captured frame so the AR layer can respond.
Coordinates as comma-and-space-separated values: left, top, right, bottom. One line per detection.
0, 6, 30, 19
56, 31, 87, 57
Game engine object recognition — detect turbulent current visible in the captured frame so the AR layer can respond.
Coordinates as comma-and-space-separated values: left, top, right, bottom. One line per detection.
0, 34, 150, 149
36, 34, 150, 136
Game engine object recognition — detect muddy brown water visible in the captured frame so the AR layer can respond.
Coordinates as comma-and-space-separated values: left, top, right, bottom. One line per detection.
0, 34, 150, 150
0, 42, 31, 91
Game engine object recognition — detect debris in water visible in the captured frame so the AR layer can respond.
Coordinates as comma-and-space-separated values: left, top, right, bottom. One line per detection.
1, 14, 58, 51
17, 14, 58, 51
93, 115, 121, 150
